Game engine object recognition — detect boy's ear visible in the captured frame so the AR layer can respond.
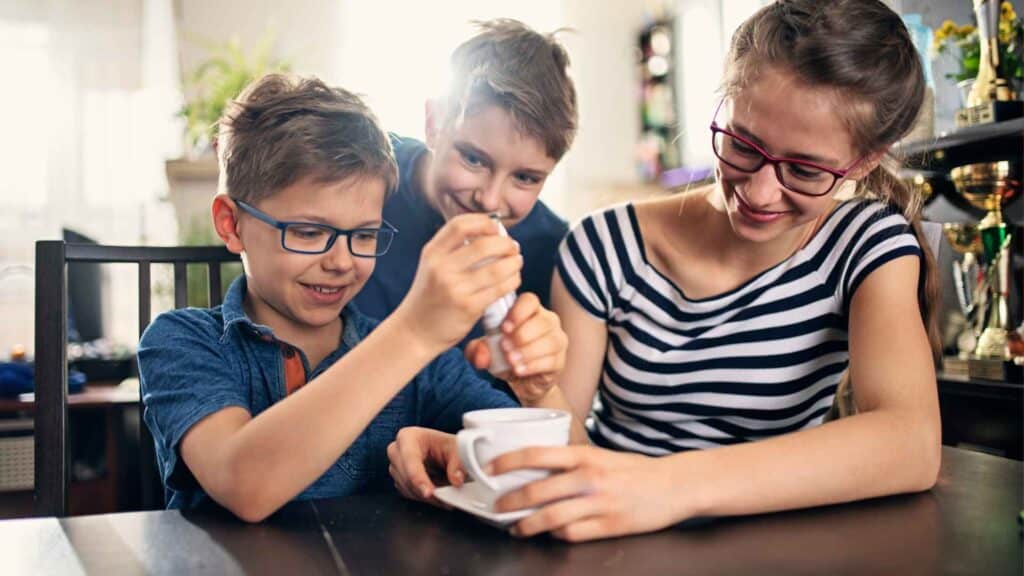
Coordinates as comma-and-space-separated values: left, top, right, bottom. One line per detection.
424, 98, 442, 148
211, 194, 245, 254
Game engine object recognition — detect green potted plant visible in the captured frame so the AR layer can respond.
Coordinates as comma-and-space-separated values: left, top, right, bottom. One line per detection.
932, 2, 1023, 105
178, 32, 291, 158
166, 32, 291, 265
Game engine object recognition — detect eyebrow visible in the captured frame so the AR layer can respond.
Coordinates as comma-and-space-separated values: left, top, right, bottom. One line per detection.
454, 140, 552, 178
730, 122, 840, 166
287, 215, 383, 228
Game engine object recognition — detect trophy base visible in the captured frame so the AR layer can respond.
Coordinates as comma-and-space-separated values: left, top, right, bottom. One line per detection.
955, 100, 1024, 127
967, 357, 1024, 383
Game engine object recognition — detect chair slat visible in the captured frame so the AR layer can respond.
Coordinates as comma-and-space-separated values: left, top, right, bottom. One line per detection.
35, 242, 239, 516
34, 240, 69, 517
208, 262, 222, 307
173, 262, 187, 309
138, 262, 151, 337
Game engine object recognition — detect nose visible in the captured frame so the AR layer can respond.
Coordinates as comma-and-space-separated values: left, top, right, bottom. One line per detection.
472, 180, 503, 213
743, 162, 786, 206
320, 235, 356, 273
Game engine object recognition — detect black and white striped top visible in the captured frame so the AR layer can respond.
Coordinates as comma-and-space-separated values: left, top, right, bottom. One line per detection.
556, 199, 921, 455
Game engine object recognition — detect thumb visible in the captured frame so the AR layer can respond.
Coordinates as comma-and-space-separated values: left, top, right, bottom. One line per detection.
446, 446, 466, 487
464, 338, 491, 370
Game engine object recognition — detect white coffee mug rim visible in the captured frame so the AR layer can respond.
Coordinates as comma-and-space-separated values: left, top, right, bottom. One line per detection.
462, 407, 570, 429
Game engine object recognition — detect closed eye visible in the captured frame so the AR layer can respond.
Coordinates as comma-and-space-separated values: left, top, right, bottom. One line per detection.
785, 162, 828, 181
515, 172, 543, 186
288, 225, 331, 239
351, 229, 379, 242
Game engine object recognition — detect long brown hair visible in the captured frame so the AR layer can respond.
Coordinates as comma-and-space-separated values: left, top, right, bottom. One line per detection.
722, 0, 941, 417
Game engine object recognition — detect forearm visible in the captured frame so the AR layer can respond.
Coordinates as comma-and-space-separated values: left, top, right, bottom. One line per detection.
218, 316, 440, 520
665, 408, 941, 520
522, 386, 589, 445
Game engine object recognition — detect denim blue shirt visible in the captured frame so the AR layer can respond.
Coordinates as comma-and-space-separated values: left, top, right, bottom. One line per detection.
138, 276, 517, 510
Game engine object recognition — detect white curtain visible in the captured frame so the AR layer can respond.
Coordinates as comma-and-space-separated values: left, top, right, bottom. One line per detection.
0, 0, 183, 358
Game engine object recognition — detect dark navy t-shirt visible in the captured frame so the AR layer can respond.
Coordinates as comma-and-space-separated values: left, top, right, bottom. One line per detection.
355, 135, 569, 346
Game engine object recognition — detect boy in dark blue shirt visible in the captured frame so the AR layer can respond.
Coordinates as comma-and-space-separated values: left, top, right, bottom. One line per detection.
355, 19, 577, 352
137, 73, 576, 521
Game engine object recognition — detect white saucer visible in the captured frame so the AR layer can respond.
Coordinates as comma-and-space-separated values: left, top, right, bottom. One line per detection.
433, 481, 536, 528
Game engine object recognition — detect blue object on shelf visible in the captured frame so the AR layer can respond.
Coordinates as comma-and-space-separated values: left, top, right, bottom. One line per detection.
0, 362, 86, 397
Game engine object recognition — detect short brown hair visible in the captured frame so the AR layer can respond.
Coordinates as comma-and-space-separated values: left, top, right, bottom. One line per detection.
444, 19, 578, 160
217, 73, 397, 204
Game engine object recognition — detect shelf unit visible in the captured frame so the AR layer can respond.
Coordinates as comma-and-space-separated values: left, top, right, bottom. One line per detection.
636, 19, 681, 182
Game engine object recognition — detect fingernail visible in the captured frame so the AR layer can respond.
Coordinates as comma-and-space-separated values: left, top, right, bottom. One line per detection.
515, 363, 527, 375
419, 484, 430, 498
501, 339, 514, 351
502, 321, 514, 333
453, 470, 464, 482
507, 350, 522, 363
484, 463, 495, 475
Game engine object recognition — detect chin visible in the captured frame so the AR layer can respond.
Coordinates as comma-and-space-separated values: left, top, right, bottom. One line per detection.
727, 210, 785, 244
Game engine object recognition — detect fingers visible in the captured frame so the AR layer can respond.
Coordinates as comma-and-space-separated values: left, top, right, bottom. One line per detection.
511, 495, 610, 538
489, 445, 587, 476
495, 468, 595, 513
464, 338, 491, 370
463, 267, 522, 311
445, 449, 466, 487
550, 517, 621, 543
388, 429, 435, 500
500, 293, 541, 333
503, 337, 563, 378
427, 213, 502, 254
463, 253, 523, 296
450, 234, 520, 273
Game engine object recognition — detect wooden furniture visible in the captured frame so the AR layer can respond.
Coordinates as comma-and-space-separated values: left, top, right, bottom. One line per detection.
34, 241, 240, 517
0, 383, 138, 516
1, 447, 1019, 575
937, 371, 1022, 460
899, 117, 1024, 176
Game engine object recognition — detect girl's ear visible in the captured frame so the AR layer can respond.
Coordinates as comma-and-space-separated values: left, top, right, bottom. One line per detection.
211, 194, 244, 254
848, 149, 888, 181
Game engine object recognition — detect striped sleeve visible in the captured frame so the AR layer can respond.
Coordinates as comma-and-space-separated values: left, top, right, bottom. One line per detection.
839, 203, 922, 311
555, 212, 616, 320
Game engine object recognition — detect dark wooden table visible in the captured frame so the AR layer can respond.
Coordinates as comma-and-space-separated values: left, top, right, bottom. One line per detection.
1, 447, 1020, 575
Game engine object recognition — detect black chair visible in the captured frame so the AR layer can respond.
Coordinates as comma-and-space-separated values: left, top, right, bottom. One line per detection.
34, 241, 240, 516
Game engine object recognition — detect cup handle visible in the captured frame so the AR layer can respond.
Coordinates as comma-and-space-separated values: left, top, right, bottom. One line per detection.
456, 428, 500, 492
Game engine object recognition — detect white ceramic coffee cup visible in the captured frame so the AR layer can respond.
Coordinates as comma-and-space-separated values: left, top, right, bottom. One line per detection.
456, 408, 571, 503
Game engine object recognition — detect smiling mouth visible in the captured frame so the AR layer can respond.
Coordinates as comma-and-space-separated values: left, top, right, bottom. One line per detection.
300, 283, 345, 294
735, 192, 788, 215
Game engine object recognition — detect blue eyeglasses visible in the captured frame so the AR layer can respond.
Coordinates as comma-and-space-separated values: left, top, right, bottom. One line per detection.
235, 200, 398, 258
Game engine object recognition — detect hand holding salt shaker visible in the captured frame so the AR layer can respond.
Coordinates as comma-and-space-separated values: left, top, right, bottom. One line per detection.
481, 213, 517, 377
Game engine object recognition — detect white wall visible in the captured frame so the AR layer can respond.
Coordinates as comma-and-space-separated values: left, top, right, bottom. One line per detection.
176, 0, 344, 87
556, 0, 647, 220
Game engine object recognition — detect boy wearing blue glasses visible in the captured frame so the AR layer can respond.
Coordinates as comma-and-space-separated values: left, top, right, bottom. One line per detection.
137, 73, 575, 522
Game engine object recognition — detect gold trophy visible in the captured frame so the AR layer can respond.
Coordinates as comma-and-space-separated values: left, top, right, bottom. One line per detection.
956, 0, 1023, 126
945, 161, 1021, 380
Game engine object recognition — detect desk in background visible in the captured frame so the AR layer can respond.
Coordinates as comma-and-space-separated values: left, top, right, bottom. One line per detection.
0, 382, 138, 517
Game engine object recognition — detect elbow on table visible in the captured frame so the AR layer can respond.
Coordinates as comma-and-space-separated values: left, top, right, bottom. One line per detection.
906, 424, 942, 493
208, 463, 283, 523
